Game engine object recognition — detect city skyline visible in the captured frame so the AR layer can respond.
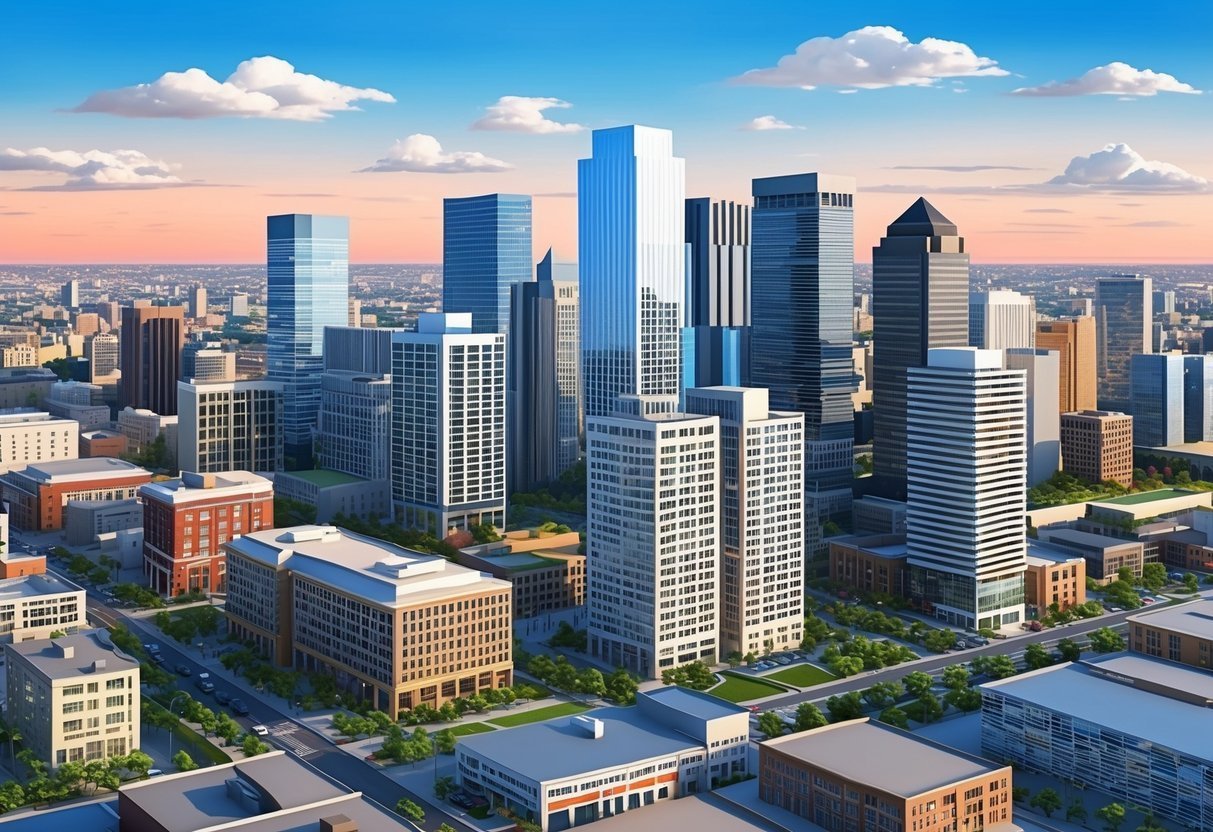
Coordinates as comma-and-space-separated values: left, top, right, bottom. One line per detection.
1, 1, 1211, 264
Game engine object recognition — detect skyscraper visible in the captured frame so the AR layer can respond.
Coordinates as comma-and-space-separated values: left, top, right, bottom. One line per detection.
176, 378, 284, 474
188, 285, 208, 319
683, 198, 750, 390
1006, 348, 1061, 486
1130, 353, 1183, 447
906, 348, 1026, 630
871, 198, 970, 500
318, 326, 394, 482
685, 387, 804, 658
586, 407, 719, 678
579, 125, 685, 418
266, 214, 350, 470
442, 194, 533, 335
1183, 355, 1213, 443
119, 305, 184, 415
391, 313, 506, 535
969, 289, 1036, 351
60, 280, 79, 310
750, 173, 857, 551
1036, 317, 1097, 413
507, 250, 581, 492
1095, 275, 1152, 412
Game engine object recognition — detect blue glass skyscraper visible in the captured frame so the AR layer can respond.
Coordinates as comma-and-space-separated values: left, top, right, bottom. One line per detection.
1130, 353, 1183, 447
442, 194, 533, 335
267, 213, 349, 470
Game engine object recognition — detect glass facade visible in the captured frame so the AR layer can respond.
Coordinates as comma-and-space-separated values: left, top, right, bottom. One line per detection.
1095, 275, 1152, 412
442, 194, 533, 336
266, 214, 350, 469
1183, 355, 1213, 443
1130, 353, 1184, 447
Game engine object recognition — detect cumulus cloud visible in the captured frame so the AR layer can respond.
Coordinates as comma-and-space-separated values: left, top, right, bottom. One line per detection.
1048, 143, 1210, 192
361, 134, 511, 173
72, 56, 394, 121
1012, 62, 1200, 97
742, 115, 800, 131
0, 146, 185, 190
731, 26, 1007, 90
471, 96, 584, 134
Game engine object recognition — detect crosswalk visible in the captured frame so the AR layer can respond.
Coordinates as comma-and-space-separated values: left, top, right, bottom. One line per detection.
266, 721, 318, 758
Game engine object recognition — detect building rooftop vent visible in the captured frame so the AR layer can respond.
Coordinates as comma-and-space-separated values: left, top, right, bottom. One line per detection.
572, 715, 605, 739
319, 815, 358, 832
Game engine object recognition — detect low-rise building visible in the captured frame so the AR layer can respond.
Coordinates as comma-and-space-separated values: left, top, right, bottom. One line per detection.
0, 503, 47, 579
455, 687, 750, 831
1059, 410, 1133, 487
0, 457, 151, 531
116, 406, 176, 452
1023, 542, 1086, 613
456, 530, 585, 619
0, 409, 79, 474
0, 572, 87, 642
851, 495, 907, 536
1084, 487, 1213, 529
272, 469, 391, 523
1035, 526, 1144, 582
828, 534, 909, 598
982, 654, 1213, 830
64, 498, 143, 547
3, 629, 140, 768
140, 471, 274, 597
760, 718, 1013, 832
224, 525, 512, 716
1128, 598, 1213, 670
79, 429, 127, 459
0, 367, 57, 410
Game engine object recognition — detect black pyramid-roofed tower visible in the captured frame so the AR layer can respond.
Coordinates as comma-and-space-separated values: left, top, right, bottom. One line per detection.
886, 197, 959, 237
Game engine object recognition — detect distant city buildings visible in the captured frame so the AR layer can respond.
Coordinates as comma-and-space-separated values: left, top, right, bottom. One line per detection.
60, 280, 79, 310
176, 379, 284, 474
188, 284, 207, 318
85, 331, 120, 381
580, 126, 684, 418
1059, 410, 1134, 486
442, 193, 533, 336
266, 213, 350, 470
1182, 354, 1213, 443
1095, 274, 1152, 412
119, 304, 184, 415
969, 289, 1036, 351
1035, 316, 1097, 413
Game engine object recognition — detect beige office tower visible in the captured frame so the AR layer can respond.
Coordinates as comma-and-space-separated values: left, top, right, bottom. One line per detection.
1036, 316, 1097, 413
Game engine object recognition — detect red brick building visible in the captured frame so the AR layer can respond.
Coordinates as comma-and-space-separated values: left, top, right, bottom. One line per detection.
140, 471, 273, 596
0, 458, 151, 531
79, 429, 128, 459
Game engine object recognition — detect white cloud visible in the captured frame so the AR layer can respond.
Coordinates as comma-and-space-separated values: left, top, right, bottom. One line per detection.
742, 115, 800, 131
0, 146, 185, 190
471, 96, 584, 134
72, 56, 394, 121
1048, 143, 1210, 192
1011, 62, 1200, 97
361, 134, 511, 173
731, 26, 1007, 90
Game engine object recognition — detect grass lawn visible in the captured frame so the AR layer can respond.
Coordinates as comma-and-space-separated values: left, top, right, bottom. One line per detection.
449, 722, 497, 736
706, 672, 789, 703
488, 702, 589, 728
767, 664, 838, 688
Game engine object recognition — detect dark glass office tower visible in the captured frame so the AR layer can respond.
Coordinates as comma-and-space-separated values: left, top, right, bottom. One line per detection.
750, 173, 857, 552
119, 304, 184, 415
267, 213, 349, 470
683, 198, 750, 392
871, 198, 970, 501
442, 194, 533, 336
1095, 274, 1152, 412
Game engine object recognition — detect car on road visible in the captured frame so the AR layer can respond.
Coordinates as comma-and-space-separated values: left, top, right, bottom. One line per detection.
175, 664, 192, 677
230, 698, 250, 716
251, 725, 270, 737
214, 690, 232, 706
151, 653, 166, 664
195, 673, 215, 693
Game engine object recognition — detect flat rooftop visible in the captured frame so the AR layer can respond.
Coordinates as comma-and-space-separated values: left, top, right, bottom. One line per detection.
0, 571, 84, 602
6, 456, 149, 484
1025, 540, 1085, 566
590, 791, 790, 832
277, 468, 364, 488
1093, 488, 1202, 506
459, 706, 704, 783
6, 629, 138, 680
764, 719, 1003, 797
645, 685, 749, 721
140, 470, 272, 504
1039, 527, 1137, 552
981, 661, 1212, 761
1127, 598, 1213, 639
1083, 652, 1213, 704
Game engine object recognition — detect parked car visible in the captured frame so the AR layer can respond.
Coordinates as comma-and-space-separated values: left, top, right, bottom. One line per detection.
214, 690, 232, 706
772, 656, 792, 666
151, 653, 166, 664
1169, 572, 1185, 581
251, 725, 270, 737
230, 698, 250, 716
175, 664, 192, 677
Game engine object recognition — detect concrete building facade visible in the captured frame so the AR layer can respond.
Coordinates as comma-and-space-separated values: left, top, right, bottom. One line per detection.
0, 409, 79, 474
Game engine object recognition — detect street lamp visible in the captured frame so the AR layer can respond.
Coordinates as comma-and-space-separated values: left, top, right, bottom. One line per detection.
166, 692, 188, 761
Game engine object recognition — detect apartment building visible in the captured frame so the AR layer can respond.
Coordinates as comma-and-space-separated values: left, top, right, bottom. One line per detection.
761, 718, 1013, 832
0, 458, 152, 531
1023, 543, 1086, 613
224, 525, 512, 717
1036, 527, 1144, 582
828, 534, 910, 599
3, 629, 140, 768
140, 471, 274, 596
176, 379, 284, 474
1059, 410, 1133, 487
1127, 598, 1213, 670
456, 531, 585, 619
0, 572, 87, 642
0, 409, 79, 474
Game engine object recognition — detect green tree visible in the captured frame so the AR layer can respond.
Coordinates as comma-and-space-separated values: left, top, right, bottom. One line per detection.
396, 797, 426, 824
861, 681, 901, 710
726, 651, 742, 668
1140, 563, 1167, 591
941, 664, 970, 690
1012, 786, 1030, 803
172, 750, 198, 772
1096, 802, 1126, 832
434, 728, 457, 755
1066, 799, 1087, 824
437, 825, 458, 832
604, 668, 638, 704
944, 686, 982, 712
241, 735, 269, 757
1089, 627, 1126, 653
1183, 573, 1199, 592
826, 692, 864, 722
1023, 643, 1054, 670
878, 706, 909, 729
1030, 787, 1062, 818
757, 711, 785, 738
916, 691, 944, 724
982, 655, 1019, 679
1057, 637, 1081, 663
1135, 814, 1167, 832
577, 667, 607, 697
0, 781, 26, 812
902, 671, 934, 697
433, 775, 455, 799
794, 702, 828, 732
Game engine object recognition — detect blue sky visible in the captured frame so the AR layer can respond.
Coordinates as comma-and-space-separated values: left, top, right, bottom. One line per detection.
2, 0, 1210, 262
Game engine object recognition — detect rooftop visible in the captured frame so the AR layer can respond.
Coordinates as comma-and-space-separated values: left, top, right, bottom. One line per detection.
1082, 652, 1213, 705
1038, 527, 1137, 552
140, 470, 272, 504
764, 719, 1003, 797
1093, 488, 1204, 507
887, 197, 958, 238
590, 791, 789, 832
1127, 598, 1213, 640
644, 684, 749, 721
0, 571, 85, 602
981, 661, 1212, 760
1025, 540, 1086, 566
5, 629, 138, 680
5, 457, 150, 484
276, 468, 365, 488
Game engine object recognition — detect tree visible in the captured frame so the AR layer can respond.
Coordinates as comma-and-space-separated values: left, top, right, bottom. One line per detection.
1030, 787, 1062, 818
434, 728, 457, 755
125, 750, 154, 778
1012, 786, 1030, 803
726, 651, 742, 668
396, 797, 425, 824
1066, 800, 1087, 824
1135, 815, 1167, 832
1117, 566, 1134, 584
825, 692, 864, 722
794, 702, 828, 732
1096, 802, 1126, 832
941, 664, 970, 691
1089, 627, 1126, 653
0, 781, 26, 812
1023, 643, 1054, 670
922, 628, 958, 653
982, 655, 1019, 679
916, 691, 944, 724
944, 686, 982, 712
878, 706, 909, 729
437, 825, 458, 832
861, 681, 901, 710
1183, 572, 1200, 592
605, 668, 638, 704
902, 671, 934, 697
827, 655, 865, 677
433, 775, 455, 799
172, 750, 198, 772
1057, 637, 1081, 663
577, 667, 607, 697
241, 735, 270, 757
1140, 563, 1167, 591
757, 711, 785, 738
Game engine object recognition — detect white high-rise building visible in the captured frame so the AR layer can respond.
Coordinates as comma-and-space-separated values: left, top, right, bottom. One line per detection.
188, 284, 208, 318
586, 406, 719, 678
86, 332, 119, 381
176, 379, 283, 474
685, 387, 804, 658
969, 289, 1036, 351
579, 125, 685, 419
391, 313, 506, 535
1006, 348, 1061, 487
906, 348, 1026, 631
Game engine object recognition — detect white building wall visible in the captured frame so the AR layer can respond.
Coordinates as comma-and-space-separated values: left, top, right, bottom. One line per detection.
1007, 348, 1061, 487
970, 289, 1036, 352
